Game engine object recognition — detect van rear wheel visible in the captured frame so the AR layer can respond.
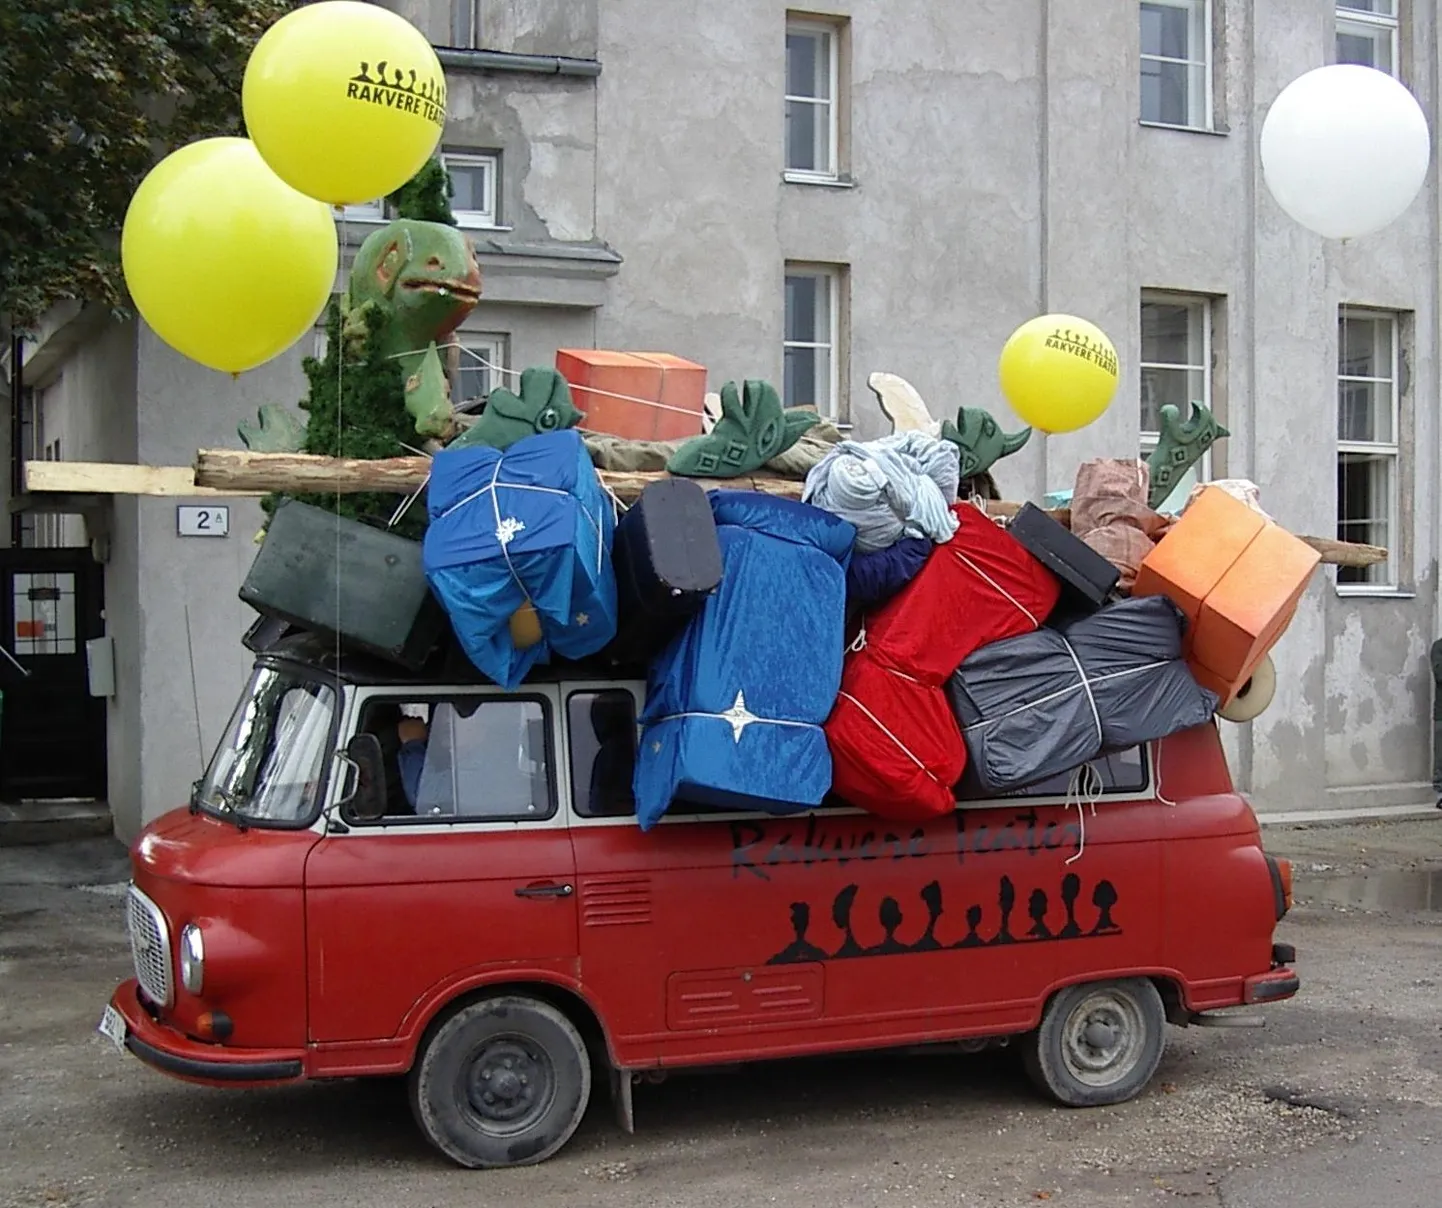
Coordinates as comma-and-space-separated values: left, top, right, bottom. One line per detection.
1022, 978, 1166, 1107
409, 994, 592, 1168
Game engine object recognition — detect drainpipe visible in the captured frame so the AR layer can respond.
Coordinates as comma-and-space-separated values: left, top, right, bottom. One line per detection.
8, 335, 22, 548
435, 48, 602, 77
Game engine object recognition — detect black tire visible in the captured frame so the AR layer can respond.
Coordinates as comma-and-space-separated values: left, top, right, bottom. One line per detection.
409, 994, 592, 1168
1021, 978, 1166, 1107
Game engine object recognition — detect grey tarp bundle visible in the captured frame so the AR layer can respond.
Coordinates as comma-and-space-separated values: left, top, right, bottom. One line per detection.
946, 596, 1220, 793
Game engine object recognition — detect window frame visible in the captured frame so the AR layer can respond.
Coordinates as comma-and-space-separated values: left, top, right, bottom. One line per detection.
452, 333, 511, 412
1336, 306, 1403, 593
450, 0, 482, 50
443, 150, 501, 229
783, 262, 843, 421
1139, 0, 1215, 132
784, 16, 841, 182
1335, 2, 1400, 78
341, 688, 561, 829
1139, 292, 1214, 511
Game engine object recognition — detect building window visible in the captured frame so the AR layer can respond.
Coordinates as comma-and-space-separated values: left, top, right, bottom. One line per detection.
1336, 2, 1398, 76
338, 199, 387, 224
1337, 309, 1401, 587
451, 0, 481, 49
784, 265, 841, 419
443, 152, 499, 228
785, 17, 840, 179
1140, 0, 1212, 129
1140, 294, 1212, 513
452, 335, 509, 411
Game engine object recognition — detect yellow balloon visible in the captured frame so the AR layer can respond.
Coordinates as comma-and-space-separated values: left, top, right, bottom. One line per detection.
121, 138, 338, 375
997, 314, 1120, 434
243, 1, 446, 205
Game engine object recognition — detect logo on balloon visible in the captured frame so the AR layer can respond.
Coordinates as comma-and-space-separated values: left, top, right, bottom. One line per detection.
347, 60, 447, 128
1042, 327, 1119, 378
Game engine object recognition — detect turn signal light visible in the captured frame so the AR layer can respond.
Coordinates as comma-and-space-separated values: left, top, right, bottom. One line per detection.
1277, 859, 1294, 913
196, 1011, 234, 1043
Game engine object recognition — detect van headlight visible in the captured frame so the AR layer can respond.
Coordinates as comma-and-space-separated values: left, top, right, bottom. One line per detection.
179, 924, 205, 995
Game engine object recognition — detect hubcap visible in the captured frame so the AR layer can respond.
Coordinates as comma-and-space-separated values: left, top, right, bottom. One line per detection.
1060, 989, 1146, 1088
461, 1036, 555, 1133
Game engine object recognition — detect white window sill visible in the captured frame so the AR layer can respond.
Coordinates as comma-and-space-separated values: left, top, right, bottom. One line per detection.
457, 221, 511, 233
1138, 121, 1229, 137
783, 171, 856, 189
1334, 584, 1414, 600
331, 215, 511, 234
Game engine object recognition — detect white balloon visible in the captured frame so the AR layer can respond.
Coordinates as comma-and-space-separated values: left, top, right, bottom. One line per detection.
1260, 64, 1431, 240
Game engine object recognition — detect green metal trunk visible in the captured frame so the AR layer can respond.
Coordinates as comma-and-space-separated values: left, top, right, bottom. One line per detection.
240, 500, 447, 670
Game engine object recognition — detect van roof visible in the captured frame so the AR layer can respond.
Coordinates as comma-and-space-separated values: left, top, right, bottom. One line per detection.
250, 626, 648, 688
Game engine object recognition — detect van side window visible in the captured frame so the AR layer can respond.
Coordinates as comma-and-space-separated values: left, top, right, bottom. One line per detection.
955, 746, 1149, 803
357, 696, 553, 822
568, 690, 638, 818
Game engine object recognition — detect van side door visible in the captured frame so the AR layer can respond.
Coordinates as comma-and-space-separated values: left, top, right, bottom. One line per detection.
303, 685, 578, 1050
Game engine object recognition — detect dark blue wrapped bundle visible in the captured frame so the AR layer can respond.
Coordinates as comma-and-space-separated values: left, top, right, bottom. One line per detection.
633, 490, 855, 829
846, 536, 933, 607
424, 430, 617, 690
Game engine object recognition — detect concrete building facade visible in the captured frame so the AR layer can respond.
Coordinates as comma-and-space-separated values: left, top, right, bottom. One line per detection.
4, 0, 1437, 839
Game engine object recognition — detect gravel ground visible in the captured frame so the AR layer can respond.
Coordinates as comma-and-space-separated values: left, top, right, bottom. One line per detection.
2, 835, 1441, 1208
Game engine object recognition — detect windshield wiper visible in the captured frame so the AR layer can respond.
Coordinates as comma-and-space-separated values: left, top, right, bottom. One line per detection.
200, 784, 249, 831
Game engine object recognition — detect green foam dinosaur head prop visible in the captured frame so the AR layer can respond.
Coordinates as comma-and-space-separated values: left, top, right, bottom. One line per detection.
940, 406, 1031, 479
347, 219, 481, 355
667, 380, 819, 477
448, 367, 585, 451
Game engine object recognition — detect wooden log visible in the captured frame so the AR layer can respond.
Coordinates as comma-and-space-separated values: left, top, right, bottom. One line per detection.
24, 459, 261, 498
182, 449, 1380, 570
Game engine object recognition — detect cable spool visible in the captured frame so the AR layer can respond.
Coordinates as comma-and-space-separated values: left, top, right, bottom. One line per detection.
1218, 654, 1277, 723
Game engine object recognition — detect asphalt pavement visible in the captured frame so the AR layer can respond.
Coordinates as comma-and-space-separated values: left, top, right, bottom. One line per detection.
2, 830, 1441, 1208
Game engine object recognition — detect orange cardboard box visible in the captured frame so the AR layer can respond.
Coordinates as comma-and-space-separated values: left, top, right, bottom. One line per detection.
555, 349, 706, 442
1132, 486, 1320, 706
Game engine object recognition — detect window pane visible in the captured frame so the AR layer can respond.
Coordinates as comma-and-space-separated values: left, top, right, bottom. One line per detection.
1141, 1, 1197, 59
786, 30, 830, 100
448, 160, 492, 217
1141, 59, 1205, 125
785, 98, 831, 172
1337, 23, 1392, 72
1339, 1, 1395, 16
568, 691, 638, 818
1141, 301, 1204, 366
414, 699, 552, 820
453, 346, 497, 405
1339, 313, 1393, 379
1338, 380, 1395, 443
451, 0, 477, 47
785, 274, 821, 342
1336, 452, 1394, 583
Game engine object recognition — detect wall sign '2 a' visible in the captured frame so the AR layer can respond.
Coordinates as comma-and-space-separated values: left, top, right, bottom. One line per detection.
176, 505, 230, 538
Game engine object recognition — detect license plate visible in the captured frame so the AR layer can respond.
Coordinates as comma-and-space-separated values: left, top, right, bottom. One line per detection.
97, 1003, 127, 1055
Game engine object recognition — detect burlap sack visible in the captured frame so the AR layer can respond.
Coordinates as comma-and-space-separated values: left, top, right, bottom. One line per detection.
1071, 459, 1172, 592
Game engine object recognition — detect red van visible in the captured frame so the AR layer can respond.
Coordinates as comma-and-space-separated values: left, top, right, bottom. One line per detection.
99, 634, 1298, 1168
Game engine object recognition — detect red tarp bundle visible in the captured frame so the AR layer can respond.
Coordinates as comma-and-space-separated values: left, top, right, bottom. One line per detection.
825, 503, 1060, 820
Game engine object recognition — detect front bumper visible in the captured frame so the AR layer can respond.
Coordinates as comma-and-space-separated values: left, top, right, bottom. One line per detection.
110, 980, 305, 1086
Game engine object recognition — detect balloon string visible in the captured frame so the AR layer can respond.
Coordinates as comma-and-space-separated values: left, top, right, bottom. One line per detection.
335, 211, 345, 674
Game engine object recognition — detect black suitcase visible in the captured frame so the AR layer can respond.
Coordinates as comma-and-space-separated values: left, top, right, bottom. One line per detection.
609, 478, 723, 663
1009, 501, 1120, 610
239, 500, 448, 670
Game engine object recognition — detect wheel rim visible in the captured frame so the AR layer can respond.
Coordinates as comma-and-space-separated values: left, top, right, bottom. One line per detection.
457, 1034, 558, 1136
1059, 988, 1147, 1089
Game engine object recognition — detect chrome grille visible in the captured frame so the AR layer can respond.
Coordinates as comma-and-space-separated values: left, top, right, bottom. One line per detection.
126, 885, 172, 1007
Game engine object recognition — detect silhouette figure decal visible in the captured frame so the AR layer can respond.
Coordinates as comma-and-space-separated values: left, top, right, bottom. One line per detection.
767, 874, 1123, 965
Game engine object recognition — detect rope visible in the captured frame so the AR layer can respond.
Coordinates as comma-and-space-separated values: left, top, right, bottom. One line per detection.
837, 680, 946, 786
1153, 738, 1177, 807
950, 548, 1041, 628
958, 662, 1169, 734
1063, 762, 1103, 866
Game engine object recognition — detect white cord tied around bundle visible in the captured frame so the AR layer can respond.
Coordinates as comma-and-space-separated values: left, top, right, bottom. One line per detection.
657, 689, 820, 744
1064, 762, 1104, 865
802, 431, 961, 554
837, 672, 946, 788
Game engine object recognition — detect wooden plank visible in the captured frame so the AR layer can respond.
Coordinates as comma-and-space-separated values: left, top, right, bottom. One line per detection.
24, 460, 263, 498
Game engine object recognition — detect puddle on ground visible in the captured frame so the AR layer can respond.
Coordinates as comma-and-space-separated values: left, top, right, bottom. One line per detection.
1305, 869, 1442, 913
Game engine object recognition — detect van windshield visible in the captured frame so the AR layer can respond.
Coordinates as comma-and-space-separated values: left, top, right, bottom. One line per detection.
196, 666, 337, 827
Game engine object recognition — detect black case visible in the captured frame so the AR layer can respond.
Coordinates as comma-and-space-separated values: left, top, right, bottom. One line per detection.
239, 500, 448, 670
609, 478, 723, 662
1009, 501, 1120, 610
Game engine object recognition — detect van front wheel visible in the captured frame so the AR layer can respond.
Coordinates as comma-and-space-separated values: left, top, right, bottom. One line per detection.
410, 995, 592, 1168
1022, 978, 1166, 1107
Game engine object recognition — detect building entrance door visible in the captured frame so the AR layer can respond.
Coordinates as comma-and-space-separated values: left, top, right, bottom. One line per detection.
0, 548, 106, 801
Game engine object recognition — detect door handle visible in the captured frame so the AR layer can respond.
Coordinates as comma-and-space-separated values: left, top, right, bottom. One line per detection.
515, 882, 574, 899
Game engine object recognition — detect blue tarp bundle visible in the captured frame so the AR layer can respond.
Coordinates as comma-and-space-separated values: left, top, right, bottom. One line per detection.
423, 430, 618, 690
634, 490, 856, 829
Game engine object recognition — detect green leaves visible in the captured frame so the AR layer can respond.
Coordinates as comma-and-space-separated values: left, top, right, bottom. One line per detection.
0, 0, 297, 329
